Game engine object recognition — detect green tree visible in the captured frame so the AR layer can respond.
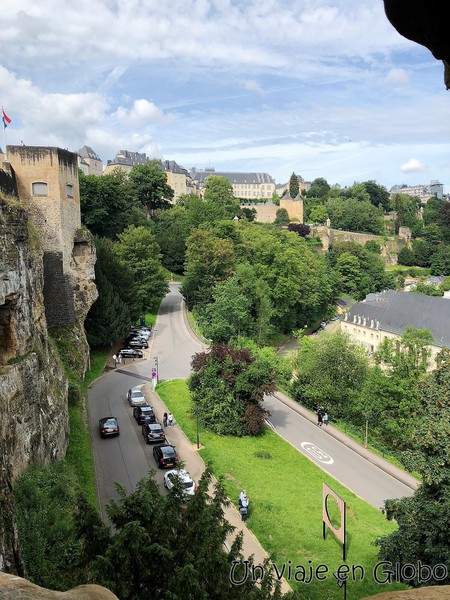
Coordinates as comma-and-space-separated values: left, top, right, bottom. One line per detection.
203, 176, 240, 218
412, 238, 432, 267
154, 207, 191, 273
397, 246, 415, 266
375, 326, 433, 381
304, 177, 331, 199
79, 169, 142, 238
291, 331, 369, 418
198, 263, 273, 344
189, 343, 276, 436
309, 204, 328, 224
376, 351, 450, 586
410, 282, 443, 297
430, 243, 450, 275
390, 193, 422, 235
288, 172, 299, 198
182, 229, 235, 309
129, 160, 174, 213
326, 197, 384, 234
78, 468, 283, 599
361, 180, 390, 212
274, 208, 290, 226
114, 226, 168, 312
336, 252, 361, 298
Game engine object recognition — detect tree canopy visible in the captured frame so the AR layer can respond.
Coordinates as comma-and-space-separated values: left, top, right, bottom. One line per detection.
128, 160, 174, 213
189, 343, 276, 436
288, 172, 299, 198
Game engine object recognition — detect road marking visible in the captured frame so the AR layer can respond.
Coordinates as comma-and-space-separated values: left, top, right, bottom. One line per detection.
300, 442, 334, 464
264, 418, 276, 430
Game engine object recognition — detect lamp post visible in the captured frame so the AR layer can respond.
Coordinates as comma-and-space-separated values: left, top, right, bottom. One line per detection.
364, 411, 370, 448
196, 407, 200, 449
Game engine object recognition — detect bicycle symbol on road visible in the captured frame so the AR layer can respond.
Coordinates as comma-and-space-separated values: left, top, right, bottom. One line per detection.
300, 442, 334, 465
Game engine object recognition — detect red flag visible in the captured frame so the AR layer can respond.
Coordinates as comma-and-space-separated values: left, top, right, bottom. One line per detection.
2, 110, 11, 128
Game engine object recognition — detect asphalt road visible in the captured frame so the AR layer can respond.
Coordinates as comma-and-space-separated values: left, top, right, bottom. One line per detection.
88, 283, 204, 520
89, 282, 414, 520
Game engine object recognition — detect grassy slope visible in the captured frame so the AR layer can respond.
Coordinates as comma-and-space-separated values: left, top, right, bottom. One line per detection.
157, 379, 408, 600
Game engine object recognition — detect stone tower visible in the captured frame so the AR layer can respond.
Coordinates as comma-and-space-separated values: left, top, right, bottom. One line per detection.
6, 146, 96, 327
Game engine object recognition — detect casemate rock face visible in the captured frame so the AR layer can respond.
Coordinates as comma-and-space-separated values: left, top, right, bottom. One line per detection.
0, 572, 120, 600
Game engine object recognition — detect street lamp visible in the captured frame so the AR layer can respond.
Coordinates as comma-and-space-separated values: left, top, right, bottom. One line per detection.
196, 407, 200, 449
364, 411, 371, 448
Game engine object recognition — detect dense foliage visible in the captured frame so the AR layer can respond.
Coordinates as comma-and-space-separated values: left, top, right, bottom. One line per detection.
189, 343, 276, 436
376, 351, 450, 586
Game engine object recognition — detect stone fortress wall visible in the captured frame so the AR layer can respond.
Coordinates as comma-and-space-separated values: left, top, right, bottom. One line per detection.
311, 225, 411, 265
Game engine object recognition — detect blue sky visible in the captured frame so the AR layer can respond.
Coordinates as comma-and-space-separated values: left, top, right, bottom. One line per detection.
2, 0, 449, 190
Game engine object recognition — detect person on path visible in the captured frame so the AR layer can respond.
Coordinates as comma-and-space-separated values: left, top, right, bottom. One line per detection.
117, 354, 122, 365
240, 495, 249, 521
163, 412, 168, 427
317, 408, 323, 426
323, 412, 329, 426
168, 412, 174, 427
239, 489, 246, 507
112, 354, 117, 368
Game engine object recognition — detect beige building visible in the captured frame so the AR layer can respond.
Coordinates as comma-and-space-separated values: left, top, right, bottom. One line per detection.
340, 290, 450, 369
190, 167, 276, 200
161, 160, 198, 202
104, 149, 148, 175
4, 145, 97, 327
78, 145, 103, 176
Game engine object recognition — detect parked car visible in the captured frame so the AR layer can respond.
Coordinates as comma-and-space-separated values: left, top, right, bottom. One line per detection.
133, 405, 156, 425
142, 422, 165, 444
164, 469, 196, 498
127, 387, 146, 406
99, 417, 119, 438
118, 348, 143, 359
129, 327, 151, 339
153, 444, 179, 469
125, 337, 148, 349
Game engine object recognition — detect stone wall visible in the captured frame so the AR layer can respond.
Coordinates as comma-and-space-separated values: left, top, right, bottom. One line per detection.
310, 226, 411, 265
0, 198, 70, 574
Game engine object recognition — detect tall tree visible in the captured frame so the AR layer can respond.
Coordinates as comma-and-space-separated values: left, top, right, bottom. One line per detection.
203, 176, 240, 218
274, 208, 290, 226
304, 177, 331, 199
76, 468, 283, 599
361, 180, 390, 211
291, 331, 369, 418
114, 226, 168, 312
189, 343, 276, 436
288, 172, 299, 198
129, 160, 174, 213
376, 350, 450, 586
182, 229, 236, 309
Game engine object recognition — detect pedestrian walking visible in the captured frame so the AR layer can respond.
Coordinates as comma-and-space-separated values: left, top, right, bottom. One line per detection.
168, 412, 174, 427
117, 354, 122, 365
112, 354, 117, 368
240, 495, 249, 521
163, 412, 168, 427
317, 408, 323, 426
239, 489, 246, 507
323, 412, 329, 426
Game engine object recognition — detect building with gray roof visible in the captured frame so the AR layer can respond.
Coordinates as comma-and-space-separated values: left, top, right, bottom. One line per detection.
77, 145, 103, 175
190, 167, 275, 201
341, 289, 450, 368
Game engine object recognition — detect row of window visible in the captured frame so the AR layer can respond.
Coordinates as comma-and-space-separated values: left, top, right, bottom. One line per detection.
32, 182, 74, 198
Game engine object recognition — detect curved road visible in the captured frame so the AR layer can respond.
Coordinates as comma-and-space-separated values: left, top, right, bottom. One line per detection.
88, 283, 204, 519
89, 283, 414, 519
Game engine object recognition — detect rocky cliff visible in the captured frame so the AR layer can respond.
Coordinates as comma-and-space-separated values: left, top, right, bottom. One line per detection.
0, 194, 96, 574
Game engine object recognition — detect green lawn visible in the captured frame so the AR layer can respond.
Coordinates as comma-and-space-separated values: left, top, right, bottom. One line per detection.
157, 379, 408, 600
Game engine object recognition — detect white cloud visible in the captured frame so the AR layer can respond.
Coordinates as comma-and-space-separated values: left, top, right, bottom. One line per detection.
113, 99, 176, 127
400, 159, 427, 174
385, 68, 410, 85
242, 80, 264, 94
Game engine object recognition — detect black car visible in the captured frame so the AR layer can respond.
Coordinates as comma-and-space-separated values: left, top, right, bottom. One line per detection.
99, 417, 120, 438
125, 337, 148, 349
153, 444, 179, 469
142, 422, 166, 444
133, 405, 156, 425
118, 348, 143, 359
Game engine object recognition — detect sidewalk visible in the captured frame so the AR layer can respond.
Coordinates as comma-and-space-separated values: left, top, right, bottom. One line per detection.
143, 384, 292, 595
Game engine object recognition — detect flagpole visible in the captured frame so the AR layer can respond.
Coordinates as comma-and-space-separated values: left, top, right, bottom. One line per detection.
1, 106, 7, 162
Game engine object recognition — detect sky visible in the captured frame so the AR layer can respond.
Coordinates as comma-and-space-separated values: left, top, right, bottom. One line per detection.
1, 0, 450, 191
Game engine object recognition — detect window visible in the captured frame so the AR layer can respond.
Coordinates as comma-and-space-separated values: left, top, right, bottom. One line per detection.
32, 182, 48, 196
66, 184, 74, 198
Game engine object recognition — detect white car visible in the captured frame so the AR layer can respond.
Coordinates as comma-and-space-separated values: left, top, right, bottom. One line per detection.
127, 387, 146, 406
163, 469, 196, 499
